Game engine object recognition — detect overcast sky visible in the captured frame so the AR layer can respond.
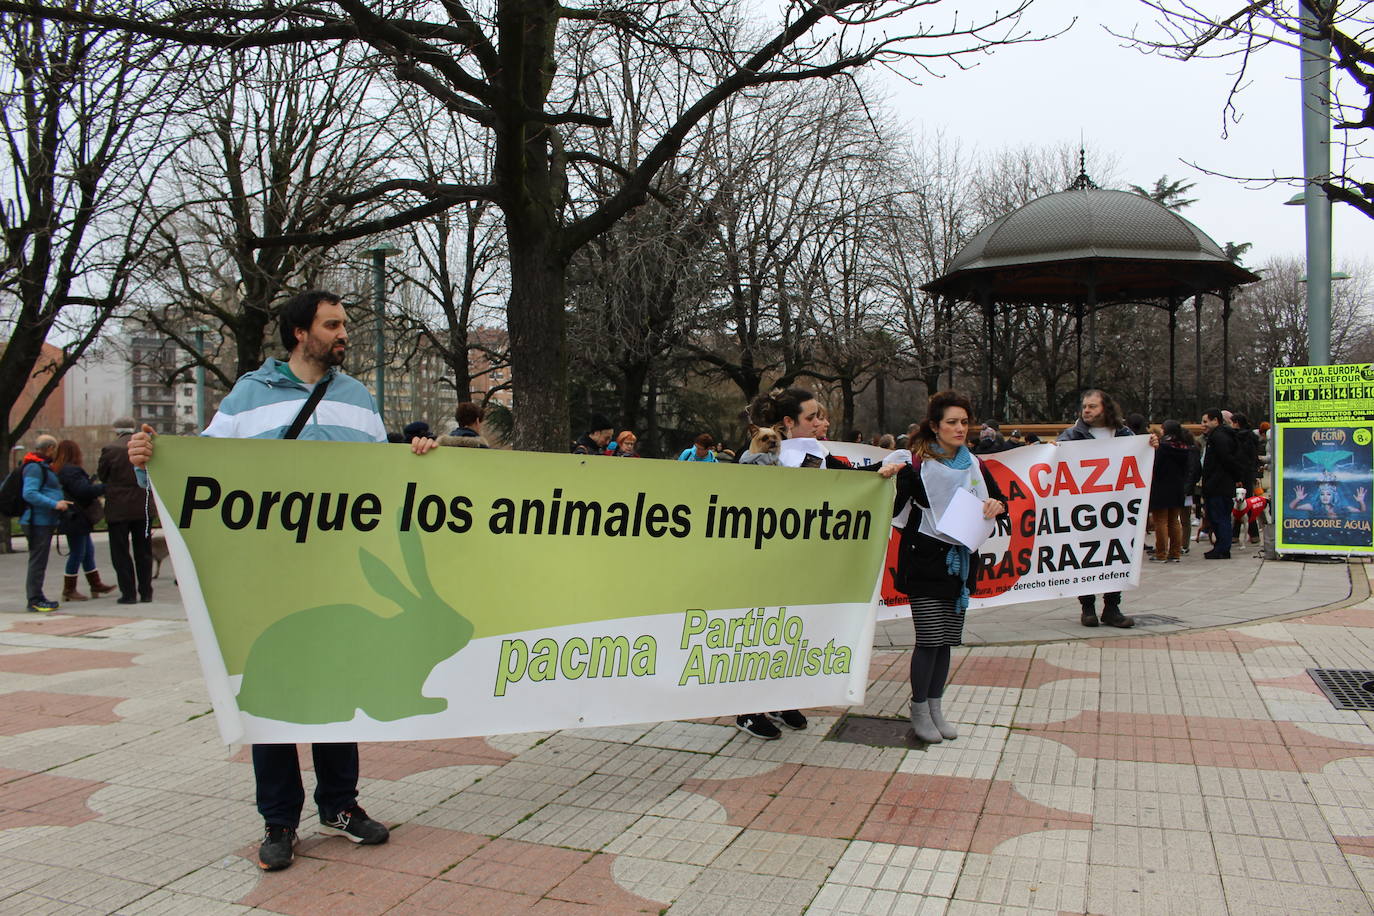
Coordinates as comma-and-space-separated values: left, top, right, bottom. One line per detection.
877, 0, 1374, 270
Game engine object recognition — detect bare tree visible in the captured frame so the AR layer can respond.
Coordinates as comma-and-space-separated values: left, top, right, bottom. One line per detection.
804, 119, 903, 434
562, 29, 720, 440
137, 43, 415, 389
690, 80, 892, 403
386, 97, 507, 415
1, 0, 1045, 451
873, 133, 976, 399
0, 15, 176, 455
1125, 1, 1374, 220
1231, 256, 1370, 397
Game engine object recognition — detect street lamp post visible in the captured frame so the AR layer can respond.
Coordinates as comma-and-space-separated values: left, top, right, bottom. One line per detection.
1298, 3, 1333, 366
363, 243, 402, 421
191, 326, 209, 432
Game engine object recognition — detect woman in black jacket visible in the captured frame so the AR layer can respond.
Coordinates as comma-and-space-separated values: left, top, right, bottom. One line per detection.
52, 440, 116, 601
888, 391, 1008, 745
1149, 421, 1191, 562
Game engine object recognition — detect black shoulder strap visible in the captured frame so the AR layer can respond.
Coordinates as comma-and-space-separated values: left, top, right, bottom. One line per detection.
283, 375, 332, 440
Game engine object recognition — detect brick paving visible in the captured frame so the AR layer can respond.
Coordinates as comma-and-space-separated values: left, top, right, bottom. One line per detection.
0, 536, 1372, 914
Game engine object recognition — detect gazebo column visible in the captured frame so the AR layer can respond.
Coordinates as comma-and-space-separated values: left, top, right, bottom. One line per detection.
1085, 286, 1098, 387
1222, 290, 1233, 405
980, 289, 995, 417
1167, 294, 1179, 416
1193, 294, 1204, 410
1074, 301, 1084, 394
945, 296, 956, 389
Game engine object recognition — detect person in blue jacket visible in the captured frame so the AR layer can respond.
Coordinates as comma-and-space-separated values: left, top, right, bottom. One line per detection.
678, 433, 719, 462
19, 435, 72, 612
129, 289, 438, 873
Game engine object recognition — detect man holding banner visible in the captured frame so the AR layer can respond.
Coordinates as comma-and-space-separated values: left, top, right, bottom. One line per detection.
129, 290, 437, 872
1057, 389, 1148, 628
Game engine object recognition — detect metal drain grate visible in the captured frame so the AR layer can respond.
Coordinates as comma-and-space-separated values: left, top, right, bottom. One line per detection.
1307, 668, 1374, 710
827, 714, 922, 748
1130, 614, 1185, 627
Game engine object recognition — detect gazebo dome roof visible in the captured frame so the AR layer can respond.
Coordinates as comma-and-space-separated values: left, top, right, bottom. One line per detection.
948, 188, 1227, 272
923, 186, 1257, 303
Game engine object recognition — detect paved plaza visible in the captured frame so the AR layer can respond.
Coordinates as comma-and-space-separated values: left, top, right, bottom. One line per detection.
1, 535, 1373, 914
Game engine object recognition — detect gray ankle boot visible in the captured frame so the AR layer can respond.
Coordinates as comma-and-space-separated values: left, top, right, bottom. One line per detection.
928, 697, 958, 740
908, 699, 943, 744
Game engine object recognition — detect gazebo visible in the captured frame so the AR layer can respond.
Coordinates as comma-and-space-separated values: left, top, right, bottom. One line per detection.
921, 167, 1260, 417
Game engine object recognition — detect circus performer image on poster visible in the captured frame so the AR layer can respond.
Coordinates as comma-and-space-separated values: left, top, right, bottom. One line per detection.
1280, 426, 1374, 549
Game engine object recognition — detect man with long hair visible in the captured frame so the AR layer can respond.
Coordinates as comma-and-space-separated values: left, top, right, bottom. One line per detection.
1058, 389, 1137, 628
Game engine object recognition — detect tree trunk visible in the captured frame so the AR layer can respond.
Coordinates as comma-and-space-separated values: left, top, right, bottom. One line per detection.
923, 368, 942, 400
839, 377, 856, 438
644, 369, 660, 458
233, 287, 276, 379
505, 237, 569, 451
875, 374, 887, 433
620, 360, 649, 433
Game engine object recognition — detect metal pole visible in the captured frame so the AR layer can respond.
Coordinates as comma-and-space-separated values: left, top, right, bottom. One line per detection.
1074, 302, 1084, 395
981, 291, 994, 417
1221, 291, 1233, 404
1167, 297, 1178, 417
372, 250, 387, 421
193, 328, 206, 432
1194, 295, 1204, 410
945, 297, 955, 389
1300, 2, 1333, 366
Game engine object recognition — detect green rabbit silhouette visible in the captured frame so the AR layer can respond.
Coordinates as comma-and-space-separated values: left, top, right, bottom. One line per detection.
236, 525, 473, 724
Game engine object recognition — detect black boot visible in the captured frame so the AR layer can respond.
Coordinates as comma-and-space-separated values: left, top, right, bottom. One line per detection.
1100, 603, 1135, 628
1079, 598, 1098, 628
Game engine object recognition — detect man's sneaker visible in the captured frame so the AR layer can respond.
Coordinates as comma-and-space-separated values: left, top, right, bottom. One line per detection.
319, 806, 389, 845
767, 709, 808, 730
258, 824, 297, 871
26, 600, 57, 613
736, 713, 781, 740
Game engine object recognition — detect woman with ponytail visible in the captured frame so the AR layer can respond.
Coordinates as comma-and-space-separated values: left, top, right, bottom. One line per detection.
889, 391, 1007, 745
731, 386, 849, 739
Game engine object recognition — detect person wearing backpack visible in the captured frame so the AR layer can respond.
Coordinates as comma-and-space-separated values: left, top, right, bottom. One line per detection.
15, 435, 72, 612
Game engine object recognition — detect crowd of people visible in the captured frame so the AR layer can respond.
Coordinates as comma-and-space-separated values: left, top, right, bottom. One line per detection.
11, 422, 158, 615
5, 288, 1275, 873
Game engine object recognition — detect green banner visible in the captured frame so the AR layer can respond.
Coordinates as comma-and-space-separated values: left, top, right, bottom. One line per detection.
149, 438, 893, 742
1272, 364, 1374, 555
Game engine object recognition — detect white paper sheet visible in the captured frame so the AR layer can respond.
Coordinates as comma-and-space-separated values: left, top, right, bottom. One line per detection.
779, 438, 827, 468
934, 486, 996, 551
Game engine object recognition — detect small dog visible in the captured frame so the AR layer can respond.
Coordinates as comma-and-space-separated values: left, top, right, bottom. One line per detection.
740, 427, 782, 466
150, 533, 169, 578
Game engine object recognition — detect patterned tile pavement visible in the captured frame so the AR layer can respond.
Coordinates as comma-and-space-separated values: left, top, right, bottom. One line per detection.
1, 536, 1372, 914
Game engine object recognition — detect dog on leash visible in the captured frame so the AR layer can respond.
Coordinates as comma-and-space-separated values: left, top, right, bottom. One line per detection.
150, 534, 169, 578
1232, 487, 1269, 551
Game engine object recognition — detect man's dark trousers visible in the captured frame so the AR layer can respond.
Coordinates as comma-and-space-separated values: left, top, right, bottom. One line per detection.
107, 520, 153, 601
252, 743, 360, 827
23, 525, 54, 604
1205, 495, 1234, 555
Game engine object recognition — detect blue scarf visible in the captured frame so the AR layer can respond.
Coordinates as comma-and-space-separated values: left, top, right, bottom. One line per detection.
936, 445, 974, 614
